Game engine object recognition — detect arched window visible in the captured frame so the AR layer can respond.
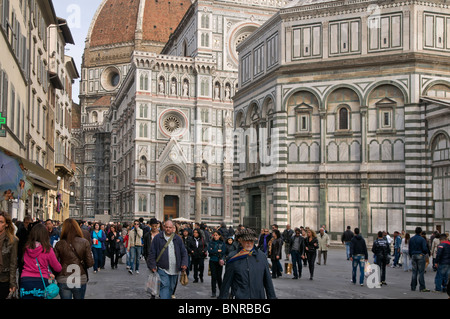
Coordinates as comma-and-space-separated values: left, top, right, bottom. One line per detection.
338, 106, 349, 130
92, 111, 98, 123
432, 134, 450, 162
201, 14, 210, 29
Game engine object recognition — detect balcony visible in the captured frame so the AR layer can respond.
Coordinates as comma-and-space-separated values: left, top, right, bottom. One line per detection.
55, 153, 73, 176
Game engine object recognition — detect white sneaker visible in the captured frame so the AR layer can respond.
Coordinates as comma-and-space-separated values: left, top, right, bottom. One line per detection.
136, 270, 139, 274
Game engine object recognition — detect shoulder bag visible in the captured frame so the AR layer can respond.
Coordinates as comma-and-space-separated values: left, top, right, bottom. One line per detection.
36, 258, 59, 299
68, 241, 89, 282
156, 233, 175, 263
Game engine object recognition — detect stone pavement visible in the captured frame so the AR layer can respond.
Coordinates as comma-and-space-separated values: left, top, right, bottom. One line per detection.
84, 247, 447, 299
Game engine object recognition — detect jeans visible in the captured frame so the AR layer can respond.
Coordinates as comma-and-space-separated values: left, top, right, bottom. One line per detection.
352, 255, 365, 285
411, 254, 426, 291
435, 264, 449, 291
92, 247, 103, 271
402, 250, 411, 271
271, 258, 281, 278
157, 268, 178, 299
345, 242, 351, 259
393, 249, 401, 266
291, 250, 303, 278
130, 246, 143, 271
58, 283, 87, 299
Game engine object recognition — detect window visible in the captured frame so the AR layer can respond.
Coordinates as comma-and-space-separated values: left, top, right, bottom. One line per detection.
201, 14, 209, 29
338, 107, 349, 130
381, 110, 391, 128
138, 196, 147, 212
201, 33, 209, 47
139, 104, 148, 118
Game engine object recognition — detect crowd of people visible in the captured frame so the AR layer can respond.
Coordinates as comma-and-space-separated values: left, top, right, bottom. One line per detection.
0, 210, 449, 300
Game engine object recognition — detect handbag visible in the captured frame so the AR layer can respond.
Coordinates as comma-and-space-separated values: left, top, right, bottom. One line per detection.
180, 271, 188, 286
69, 242, 89, 282
36, 258, 59, 299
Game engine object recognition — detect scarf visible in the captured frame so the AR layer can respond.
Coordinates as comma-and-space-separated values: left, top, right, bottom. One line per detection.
227, 248, 255, 264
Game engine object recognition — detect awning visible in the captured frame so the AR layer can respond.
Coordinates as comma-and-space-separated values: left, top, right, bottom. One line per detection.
0, 146, 57, 191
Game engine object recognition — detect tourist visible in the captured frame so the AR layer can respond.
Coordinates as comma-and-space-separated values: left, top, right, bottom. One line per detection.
270, 229, 283, 279
127, 220, 144, 275
392, 231, 402, 268
54, 218, 94, 299
148, 220, 188, 299
106, 225, 122, 269
434, 233, 450, 293
190, 229, 207, 283
341, 226, 354, 260
0, 211, 18, 299
401, 233, 412, 272
20, 223, 62, 299
409, 227, 430, 292
289, 228, 305, 279
317, 228, 330, 265
91, 222, 106, 274
224, 236, 238, 261
282, 224, 294, 261
349, 228, 368, 286
207, 230, 225, 297
45, 219, 60, 247
304, 229, 318, 280
218, 228, 276, 299
431, 231, 441, 272
372, 231, 390, 286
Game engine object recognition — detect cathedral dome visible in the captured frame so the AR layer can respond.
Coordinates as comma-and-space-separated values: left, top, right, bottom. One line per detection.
88, 0, 191, 48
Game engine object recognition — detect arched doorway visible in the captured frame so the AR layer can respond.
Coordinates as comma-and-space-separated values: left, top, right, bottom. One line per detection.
164, 195, 179, 221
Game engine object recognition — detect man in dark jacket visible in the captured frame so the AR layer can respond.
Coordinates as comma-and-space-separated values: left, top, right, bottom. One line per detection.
282, 224, 294, 261
341, 226, 354, 260
218, 228, 276, 299
372, 231, 390, 286
349, 228, 368, 286
289, 228, 305, 279
148, 220, 188, 299
409, 227, 430, 292
434, 233, 450, 292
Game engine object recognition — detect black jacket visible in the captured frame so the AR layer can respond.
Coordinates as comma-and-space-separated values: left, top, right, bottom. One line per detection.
270, 238, 283, 260
304, 237, 318, 254
143, 231, 162, 260
372, 238, 390, 261
188, 236, 207, 259
349, 235, 368, 259
342, 230, 354, 243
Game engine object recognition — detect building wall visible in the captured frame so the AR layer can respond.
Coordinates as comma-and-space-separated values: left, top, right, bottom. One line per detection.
234, 0, 450, 239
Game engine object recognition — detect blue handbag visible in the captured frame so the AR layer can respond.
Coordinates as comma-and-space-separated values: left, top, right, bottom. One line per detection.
36, 258, 59, 299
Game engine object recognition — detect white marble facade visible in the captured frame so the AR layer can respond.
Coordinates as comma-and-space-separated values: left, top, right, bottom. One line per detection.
233, 0, 450, 239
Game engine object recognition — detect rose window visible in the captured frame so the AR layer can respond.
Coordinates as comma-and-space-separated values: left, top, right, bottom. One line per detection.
159, 110, 188, 138
164, 115, 181, 133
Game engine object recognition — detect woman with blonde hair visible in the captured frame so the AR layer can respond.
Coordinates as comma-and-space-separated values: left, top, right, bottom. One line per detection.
0, 211, 18, 299
54, 218, 94, 299
304, 228, 319, 280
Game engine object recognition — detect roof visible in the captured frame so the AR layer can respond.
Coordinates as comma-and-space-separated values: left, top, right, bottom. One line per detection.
88, 0, 190, 48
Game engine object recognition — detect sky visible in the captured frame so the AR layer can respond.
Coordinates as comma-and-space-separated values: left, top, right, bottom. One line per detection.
53, 0, 103, 104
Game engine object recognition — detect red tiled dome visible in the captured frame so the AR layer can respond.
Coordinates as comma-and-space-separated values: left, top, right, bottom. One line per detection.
89, 0, 190, 48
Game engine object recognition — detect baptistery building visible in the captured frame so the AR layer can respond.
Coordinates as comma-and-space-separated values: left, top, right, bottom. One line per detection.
233, 0, 450, 240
